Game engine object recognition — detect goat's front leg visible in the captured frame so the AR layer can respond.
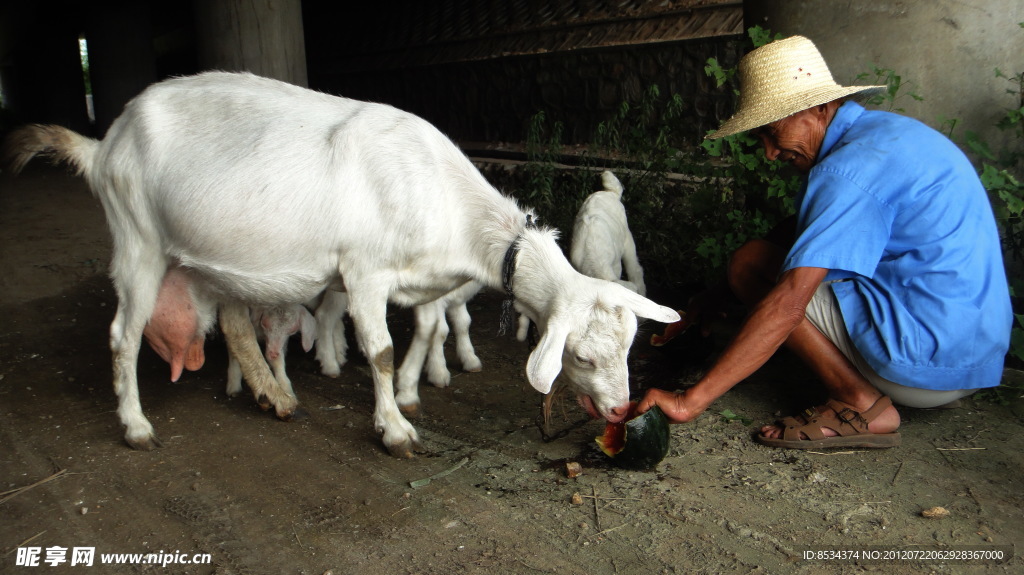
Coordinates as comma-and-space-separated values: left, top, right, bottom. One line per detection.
219, 302, 299, 419
349, 291, 422, 458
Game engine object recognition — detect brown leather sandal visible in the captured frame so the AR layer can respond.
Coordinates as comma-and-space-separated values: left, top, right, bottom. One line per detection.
755, 395, 901, 449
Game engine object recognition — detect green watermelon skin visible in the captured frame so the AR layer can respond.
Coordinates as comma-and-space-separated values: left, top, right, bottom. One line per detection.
599, 405, 671, 471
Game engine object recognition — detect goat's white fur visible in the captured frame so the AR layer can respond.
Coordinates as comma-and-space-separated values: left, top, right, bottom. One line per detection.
518, 171, 646, 342
313, 285, 481, 389
394, 281, 483, 414
3, 71, 678, 456
570, 170, 646, 296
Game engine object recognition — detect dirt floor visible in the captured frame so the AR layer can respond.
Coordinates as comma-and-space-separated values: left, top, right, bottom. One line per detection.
1, 165, 1023, 575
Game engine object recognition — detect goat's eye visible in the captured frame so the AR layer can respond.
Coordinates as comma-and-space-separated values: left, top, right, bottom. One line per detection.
574, 354, 592, 367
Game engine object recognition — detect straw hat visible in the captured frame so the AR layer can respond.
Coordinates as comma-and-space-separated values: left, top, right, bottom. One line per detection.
708, 35, 886, 139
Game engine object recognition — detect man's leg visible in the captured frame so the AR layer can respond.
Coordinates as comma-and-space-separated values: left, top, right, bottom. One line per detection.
726, 239, 899, 439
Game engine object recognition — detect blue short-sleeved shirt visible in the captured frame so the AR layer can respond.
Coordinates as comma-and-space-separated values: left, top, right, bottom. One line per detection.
782, 101, 1011, 391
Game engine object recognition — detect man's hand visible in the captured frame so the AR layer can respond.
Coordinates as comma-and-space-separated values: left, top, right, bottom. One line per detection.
636, 388, 707, 424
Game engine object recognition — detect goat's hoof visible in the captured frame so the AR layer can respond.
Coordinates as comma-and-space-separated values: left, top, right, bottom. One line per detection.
274, 405, 299, 421
385, 439, 415, 458
398, 403, 420, 418
125, 434, 164, 451
462, 358, 483, 372
285, 407, 310, 421
384, 438, 423, 459
426, 371, 450, 388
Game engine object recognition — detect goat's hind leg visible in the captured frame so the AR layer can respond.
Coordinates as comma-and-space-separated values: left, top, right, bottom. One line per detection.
314, 290, 348, 377
108, 251, 167, 450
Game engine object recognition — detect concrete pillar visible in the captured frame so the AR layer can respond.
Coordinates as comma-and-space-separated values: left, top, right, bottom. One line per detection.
744, 0, 1024, 155
84, 2, 159, 136
193, 0, 308, 87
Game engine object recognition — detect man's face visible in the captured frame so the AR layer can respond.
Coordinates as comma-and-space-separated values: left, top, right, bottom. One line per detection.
752, 105, 832, 174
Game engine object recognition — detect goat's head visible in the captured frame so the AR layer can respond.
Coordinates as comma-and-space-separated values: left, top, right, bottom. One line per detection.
524, 279, 679, 422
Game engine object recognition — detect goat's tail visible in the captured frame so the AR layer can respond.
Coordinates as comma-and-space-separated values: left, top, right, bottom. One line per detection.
600, 170, 624, 198
2, 124, 99, 177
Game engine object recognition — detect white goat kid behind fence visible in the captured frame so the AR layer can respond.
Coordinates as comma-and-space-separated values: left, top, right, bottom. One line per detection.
3, 71, 679, 457
518, 170, 646, 342
570, 170, 646, 296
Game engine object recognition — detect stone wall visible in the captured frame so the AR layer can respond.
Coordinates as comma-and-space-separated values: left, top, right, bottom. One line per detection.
746, 0, 1024, 158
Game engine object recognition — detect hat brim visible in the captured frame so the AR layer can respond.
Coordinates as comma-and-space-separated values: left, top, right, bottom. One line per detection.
706, 85, 887, 140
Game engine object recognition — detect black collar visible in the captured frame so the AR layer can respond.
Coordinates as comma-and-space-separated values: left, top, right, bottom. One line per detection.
498, 214, 535, 336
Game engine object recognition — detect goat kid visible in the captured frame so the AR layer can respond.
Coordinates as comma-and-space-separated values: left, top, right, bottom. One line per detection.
518, 170, 646, 342
570, 170, 646, 296
226, 304, 317, 398
3, 71, 678, 457
146, 273, 480, 425
394, 281, 484, 415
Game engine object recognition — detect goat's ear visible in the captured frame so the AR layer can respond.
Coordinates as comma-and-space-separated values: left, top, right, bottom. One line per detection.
526, 319, 569, 394
610, 283, 680, 323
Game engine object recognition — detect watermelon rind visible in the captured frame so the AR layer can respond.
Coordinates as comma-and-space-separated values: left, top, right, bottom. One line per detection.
596, 405, 671, 471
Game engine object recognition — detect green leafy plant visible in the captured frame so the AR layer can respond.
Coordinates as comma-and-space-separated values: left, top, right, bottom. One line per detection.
522, 110, 565, 215
961, 29, 1024, 364
693, 27, 800, 281
974, 369, 1024, 404
518, 26, 804, 289
855, 66, 924, 112
521, 83, 711, 289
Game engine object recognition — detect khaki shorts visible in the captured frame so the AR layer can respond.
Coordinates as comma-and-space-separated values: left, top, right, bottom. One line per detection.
804, 283, 976, 408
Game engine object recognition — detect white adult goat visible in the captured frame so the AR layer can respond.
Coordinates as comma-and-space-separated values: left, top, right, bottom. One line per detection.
3, 71, 678, 457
